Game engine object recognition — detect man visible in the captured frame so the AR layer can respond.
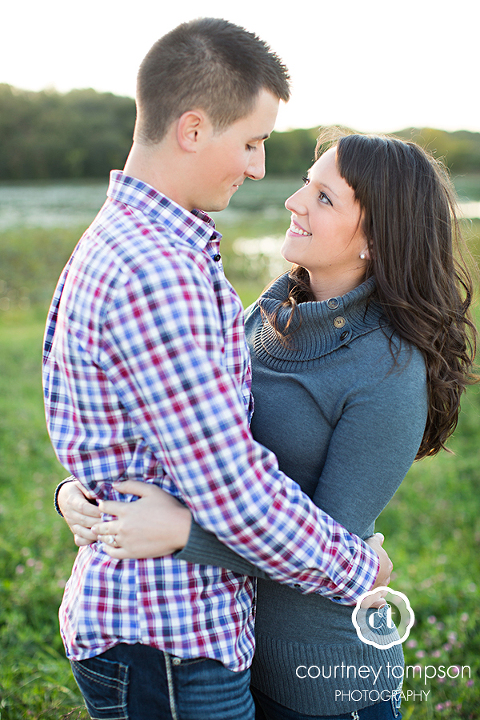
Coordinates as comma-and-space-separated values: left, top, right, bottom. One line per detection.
45, 18, 390, 719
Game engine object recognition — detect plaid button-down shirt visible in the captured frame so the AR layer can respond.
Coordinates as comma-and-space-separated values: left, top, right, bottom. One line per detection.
43, 171, 379, 669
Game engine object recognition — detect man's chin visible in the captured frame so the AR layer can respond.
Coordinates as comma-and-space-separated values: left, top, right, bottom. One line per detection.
201, 198, 231, 214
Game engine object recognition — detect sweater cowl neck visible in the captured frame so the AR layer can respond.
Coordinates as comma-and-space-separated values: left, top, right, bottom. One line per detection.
253, 273, 386, 365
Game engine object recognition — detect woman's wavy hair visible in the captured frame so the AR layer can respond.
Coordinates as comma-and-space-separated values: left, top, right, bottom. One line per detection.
282, 131, 478, 459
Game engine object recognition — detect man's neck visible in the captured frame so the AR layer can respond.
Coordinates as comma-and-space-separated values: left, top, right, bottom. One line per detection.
123, 141, 193, 211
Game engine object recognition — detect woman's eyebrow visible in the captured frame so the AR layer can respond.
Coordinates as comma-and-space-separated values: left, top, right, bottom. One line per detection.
317, 181, 339, 199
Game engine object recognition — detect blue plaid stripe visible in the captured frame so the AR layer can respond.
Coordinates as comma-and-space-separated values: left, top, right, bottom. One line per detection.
43, 171, 378, 668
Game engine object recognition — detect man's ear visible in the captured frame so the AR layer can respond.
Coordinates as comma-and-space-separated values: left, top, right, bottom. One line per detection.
176, 110, 209, 152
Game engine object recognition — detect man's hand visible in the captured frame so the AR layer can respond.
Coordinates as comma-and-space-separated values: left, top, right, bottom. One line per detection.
57, 480, 102, 546
92, 481, 192, 560
363, 532, 392, 608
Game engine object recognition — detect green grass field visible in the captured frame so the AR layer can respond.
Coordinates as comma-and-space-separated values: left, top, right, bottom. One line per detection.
0, 210, 479, 718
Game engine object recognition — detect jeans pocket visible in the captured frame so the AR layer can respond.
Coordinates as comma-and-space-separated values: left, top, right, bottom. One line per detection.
71, 656, 129, 720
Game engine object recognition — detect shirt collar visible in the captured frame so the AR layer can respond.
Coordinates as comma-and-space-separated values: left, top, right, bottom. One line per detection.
107, 170, 221, 252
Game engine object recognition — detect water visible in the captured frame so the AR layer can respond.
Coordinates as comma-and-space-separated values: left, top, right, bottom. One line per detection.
1, 180, 479, 232
0, 181, 108, 230
233, 235, 289, 277
460, 201, 480, 219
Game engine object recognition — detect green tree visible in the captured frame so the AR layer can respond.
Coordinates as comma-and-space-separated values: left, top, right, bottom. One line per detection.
1, 84, 480, 180
0, 85, 135, 180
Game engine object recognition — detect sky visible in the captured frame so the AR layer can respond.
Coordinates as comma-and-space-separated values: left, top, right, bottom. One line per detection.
2, 0, 479, 134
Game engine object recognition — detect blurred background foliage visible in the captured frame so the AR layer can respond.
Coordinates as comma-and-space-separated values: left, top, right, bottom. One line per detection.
2, 84, 480, 180
0, 85, 135, 179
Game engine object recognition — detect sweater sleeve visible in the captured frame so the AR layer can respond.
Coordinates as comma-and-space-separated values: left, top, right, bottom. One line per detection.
175, 523, 270, 578
311, 345, 427, 539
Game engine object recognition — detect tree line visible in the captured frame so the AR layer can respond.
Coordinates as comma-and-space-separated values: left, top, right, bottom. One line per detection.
1, 84, 480, 180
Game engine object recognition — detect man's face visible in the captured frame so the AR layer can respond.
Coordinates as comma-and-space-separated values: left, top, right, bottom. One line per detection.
189, 89, 279, 212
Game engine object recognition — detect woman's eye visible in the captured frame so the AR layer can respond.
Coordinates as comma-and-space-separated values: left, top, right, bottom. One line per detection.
319, 192, 332, 206
301, 176, 331, 205
247, 144, 256, 151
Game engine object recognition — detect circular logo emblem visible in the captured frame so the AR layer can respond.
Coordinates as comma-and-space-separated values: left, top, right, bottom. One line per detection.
352, 587, 415, 649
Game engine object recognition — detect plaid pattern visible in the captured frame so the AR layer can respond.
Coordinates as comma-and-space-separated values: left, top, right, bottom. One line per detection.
43, 171, 379, 669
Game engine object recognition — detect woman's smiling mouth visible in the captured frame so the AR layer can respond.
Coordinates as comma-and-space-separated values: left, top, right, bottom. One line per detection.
288, 218, 312, 237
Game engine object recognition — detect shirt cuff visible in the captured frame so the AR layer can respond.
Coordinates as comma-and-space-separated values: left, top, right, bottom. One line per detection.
329, 539, 380, 606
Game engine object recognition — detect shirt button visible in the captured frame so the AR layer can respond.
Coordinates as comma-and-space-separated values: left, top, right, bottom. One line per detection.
213, 253, 222, 262
334, 316, 346, 329
327, 298, 339, 309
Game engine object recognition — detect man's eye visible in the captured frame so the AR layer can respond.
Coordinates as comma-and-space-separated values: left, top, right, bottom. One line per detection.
319, 192, 332, 206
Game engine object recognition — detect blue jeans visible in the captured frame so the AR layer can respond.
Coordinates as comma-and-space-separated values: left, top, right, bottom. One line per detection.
252, 687, 402, 720
71, 642, 255, 720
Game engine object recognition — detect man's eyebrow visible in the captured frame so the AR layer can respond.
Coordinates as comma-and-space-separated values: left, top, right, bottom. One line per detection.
249, 134, 270, 142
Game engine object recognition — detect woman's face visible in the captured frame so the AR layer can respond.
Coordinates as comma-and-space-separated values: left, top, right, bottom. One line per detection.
282, 147, 368, 299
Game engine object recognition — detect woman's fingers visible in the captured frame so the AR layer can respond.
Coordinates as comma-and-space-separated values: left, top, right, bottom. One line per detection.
113, 480, 154, 496
91, 520, 128, 558
58, 480, 101, 519
99, 481, 184, 518
92, 483, 190, 559
98, 480, 157, 516
73, 529, 98, 547
98, 544, 130, 559
92, 519, 120, 537
58, 481, 102, 547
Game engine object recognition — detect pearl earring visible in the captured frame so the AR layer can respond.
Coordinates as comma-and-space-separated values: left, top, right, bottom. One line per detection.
360, 252, 366, 260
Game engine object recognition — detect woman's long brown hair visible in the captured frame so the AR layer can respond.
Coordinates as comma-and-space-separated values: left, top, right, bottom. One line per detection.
276, 132, 478, 459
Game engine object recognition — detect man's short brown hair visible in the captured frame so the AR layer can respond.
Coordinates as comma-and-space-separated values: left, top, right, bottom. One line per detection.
135, 17, 290, 144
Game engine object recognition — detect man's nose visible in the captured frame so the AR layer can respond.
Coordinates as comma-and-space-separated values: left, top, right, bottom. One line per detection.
246, 144, 266, 181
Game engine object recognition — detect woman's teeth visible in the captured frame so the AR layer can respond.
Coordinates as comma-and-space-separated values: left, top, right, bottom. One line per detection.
291, 224, 311, 236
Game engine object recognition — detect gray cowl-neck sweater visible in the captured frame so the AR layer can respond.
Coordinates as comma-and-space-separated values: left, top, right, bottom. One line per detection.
177, 273, 427, 715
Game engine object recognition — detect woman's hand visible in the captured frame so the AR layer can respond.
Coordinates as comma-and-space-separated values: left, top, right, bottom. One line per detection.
93, 481, 192, 560
57, 480, 102, 546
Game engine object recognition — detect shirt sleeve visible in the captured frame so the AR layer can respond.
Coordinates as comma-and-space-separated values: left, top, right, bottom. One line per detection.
175, 522, 269, 579
96, 252, 379, 603
176, 343, 427, 574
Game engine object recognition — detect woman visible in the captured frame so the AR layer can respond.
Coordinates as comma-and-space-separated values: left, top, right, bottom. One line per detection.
59, 133, 477, 719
